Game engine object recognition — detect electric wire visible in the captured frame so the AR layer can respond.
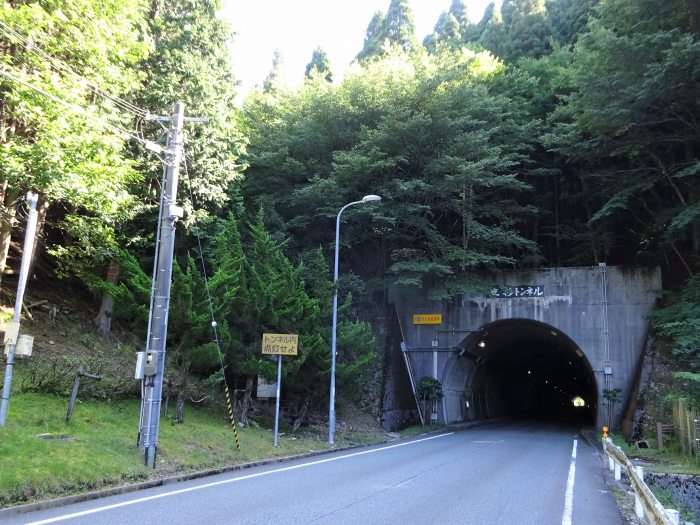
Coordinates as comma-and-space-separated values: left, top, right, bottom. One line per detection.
0, 66, 147, 147
182, 149, 241, 451
0, 19, 149, 118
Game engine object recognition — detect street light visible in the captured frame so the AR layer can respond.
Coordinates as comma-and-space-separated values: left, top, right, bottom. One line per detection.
329, 194, 381, 445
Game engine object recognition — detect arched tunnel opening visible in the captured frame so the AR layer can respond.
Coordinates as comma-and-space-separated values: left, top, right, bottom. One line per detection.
454, 319, 597, 426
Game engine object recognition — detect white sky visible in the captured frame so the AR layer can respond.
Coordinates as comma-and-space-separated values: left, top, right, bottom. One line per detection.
221, 0, 500, 95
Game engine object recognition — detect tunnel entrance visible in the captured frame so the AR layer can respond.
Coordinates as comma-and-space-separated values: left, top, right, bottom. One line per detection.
451, 319, 597, 426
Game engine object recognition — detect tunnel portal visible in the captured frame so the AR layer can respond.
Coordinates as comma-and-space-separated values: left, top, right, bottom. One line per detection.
383, 265, 661, 432
451, 319, 597, 426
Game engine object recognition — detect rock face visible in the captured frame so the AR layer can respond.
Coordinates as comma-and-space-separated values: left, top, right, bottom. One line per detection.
648, 472, 700, 522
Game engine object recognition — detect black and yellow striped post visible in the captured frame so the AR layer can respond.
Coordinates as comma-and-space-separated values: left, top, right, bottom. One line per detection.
224, 384, 241, 451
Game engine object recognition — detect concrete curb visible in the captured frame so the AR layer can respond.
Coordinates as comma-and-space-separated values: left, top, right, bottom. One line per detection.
579, 426, 603, 450
0, 420, 497, 518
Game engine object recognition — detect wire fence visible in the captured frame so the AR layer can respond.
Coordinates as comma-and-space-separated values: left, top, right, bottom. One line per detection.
673, 398, 700, 457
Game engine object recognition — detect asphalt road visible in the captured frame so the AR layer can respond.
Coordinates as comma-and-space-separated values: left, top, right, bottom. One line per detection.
4, 421, 622, 525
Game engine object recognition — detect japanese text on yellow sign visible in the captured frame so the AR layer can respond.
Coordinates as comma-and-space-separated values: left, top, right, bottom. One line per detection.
412, 314, 442, 325
262, 333, 298, 356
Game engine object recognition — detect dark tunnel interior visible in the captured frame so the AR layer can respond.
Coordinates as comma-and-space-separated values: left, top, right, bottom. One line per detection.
461, 319, 597, 425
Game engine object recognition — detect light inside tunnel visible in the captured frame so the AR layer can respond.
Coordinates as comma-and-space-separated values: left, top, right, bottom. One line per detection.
455, 319, 597, 425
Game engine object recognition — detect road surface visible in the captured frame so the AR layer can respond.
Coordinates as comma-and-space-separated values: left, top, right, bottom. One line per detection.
4, 421, 622, 525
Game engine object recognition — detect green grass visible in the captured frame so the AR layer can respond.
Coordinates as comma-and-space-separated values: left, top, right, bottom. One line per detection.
0, 392, 387, 508
611, 433, 700, 475
653, 487, 695, 522
398, 423, 446, 438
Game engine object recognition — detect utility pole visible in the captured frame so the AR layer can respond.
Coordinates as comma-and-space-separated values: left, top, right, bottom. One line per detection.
138, 103, 185, 467
0, 192, 38, 426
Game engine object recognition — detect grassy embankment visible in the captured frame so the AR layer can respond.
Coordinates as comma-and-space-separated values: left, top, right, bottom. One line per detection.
611, 433, 700, 475
0, 392, 389, 508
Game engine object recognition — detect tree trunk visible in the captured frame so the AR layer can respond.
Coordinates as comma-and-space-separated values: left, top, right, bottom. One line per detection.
292, 397, 309, 433
691, 186, 700, 256
94, 260, 120, 336
163, 377, 173, 418
163, 388, 170, 418
240, 376, 254, 427
0, 186, 20, 284
175, 391, 185, 423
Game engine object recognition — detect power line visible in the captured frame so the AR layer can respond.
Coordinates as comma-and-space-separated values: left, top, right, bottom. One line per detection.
182, 148, 241, 451
0, 66, 156, 151
0, 19, 150, 119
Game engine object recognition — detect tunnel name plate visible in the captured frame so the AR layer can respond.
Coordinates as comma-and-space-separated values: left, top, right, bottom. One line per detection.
488, 285, 544, 298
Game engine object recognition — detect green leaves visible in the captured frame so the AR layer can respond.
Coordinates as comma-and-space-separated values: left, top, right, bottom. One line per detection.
545, 0, 700, 267
243, 45, 539, 299
651, 275, 700, 370
0, 0, 147, 277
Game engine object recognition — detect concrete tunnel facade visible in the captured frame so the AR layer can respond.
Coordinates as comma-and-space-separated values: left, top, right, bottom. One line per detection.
382, 265, 662, 432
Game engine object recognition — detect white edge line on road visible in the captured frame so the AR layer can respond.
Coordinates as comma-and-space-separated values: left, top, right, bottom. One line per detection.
562, 439, 578, 525
25, 432, 455, 525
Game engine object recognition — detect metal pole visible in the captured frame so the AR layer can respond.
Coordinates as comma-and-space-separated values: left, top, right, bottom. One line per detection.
329, 195, 380, 445
274, 354, 282, 447
329, 200, 359, 444
138, 103, 185, 467
0, 192, 38, 426
329, 205, 344, 445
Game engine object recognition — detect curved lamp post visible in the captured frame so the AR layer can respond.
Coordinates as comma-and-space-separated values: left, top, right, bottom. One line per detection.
329, 194, 381, 445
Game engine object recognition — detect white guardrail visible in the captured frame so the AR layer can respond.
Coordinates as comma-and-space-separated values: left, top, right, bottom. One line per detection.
603, 438, 682, 525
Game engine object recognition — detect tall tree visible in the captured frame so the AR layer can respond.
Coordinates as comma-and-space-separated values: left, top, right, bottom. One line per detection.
244, 47, 541, 298
0, 0, 147, 283
305, 47, 333, 82
502, 0, 552, 61
209, 211, 327, 425
424, 12, 461, 50
356, 0, 417, 61
448, 0, 470, 31
546, 0, 598, 47
479, 6, 508, 58
424, 0, 484, 50
546, 0, 700, 272
356, 10, 386, 61
86, 0, 246, 332
383, 0, 418, 53
263, 48, 285, 93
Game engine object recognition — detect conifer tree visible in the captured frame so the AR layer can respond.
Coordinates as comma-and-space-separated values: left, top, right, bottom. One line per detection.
383, 0, 418, 52
356, 0, 417, 60
263, 49, 285, 93
357, 10, 387, 61
305, 47, 333, 82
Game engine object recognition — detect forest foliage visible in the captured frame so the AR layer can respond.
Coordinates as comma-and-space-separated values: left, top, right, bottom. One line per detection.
0, 0, 699, 420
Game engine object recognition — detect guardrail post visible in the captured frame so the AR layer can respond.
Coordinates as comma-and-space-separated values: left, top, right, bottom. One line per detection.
614, 460, 621, 481
609, 455, 615, 471
666, 509, 680, 525
634, 466, 644, 518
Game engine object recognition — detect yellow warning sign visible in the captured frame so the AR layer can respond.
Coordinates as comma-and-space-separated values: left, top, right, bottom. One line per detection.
262, 333, 298, 356
412, 314, 442, 325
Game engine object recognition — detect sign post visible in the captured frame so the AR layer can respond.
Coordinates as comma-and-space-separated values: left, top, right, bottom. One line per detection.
262, 333, 298, 447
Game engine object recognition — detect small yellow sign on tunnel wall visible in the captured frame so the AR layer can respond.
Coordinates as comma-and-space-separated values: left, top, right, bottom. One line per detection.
412, 314, 442, 325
